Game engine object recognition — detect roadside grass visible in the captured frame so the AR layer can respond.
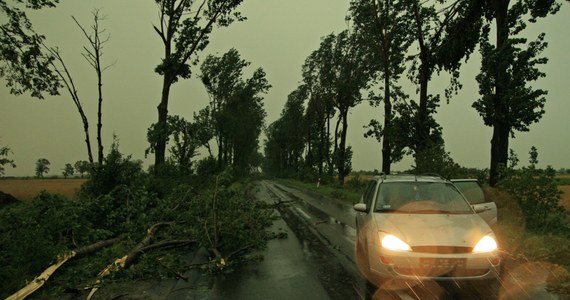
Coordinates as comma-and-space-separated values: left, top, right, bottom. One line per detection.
487, 188, 570, 295
555, 174, 570, 185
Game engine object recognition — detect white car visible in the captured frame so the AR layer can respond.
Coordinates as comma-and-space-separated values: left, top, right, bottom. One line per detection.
452, 179, 498, 226
354, 174, 501, 290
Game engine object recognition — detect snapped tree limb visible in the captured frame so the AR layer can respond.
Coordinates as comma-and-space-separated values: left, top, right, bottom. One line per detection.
6, 237, 122, 300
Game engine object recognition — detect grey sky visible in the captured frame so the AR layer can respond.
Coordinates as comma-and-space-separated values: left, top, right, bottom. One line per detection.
1, 1, 569, 177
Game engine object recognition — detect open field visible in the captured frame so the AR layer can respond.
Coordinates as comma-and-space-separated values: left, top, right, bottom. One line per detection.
560, 185, 570, 211
0, 178, 87, 202
0, 177, 569, 208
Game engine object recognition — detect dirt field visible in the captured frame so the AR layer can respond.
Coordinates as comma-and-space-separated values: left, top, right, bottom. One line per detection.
0, 178, 87, 202
560, 185, 570, 211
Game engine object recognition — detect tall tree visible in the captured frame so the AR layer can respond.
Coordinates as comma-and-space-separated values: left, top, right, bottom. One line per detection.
406, 0, 485, 168
263, 87, 307, 176
152, 0, 244, 170
302, 52, 336, 178
147, 115, 203, 174
62, 163, 74, 178
2, 4, 112, 168
348, 0, 413, 174
304, 31, 372, 185
474, 0, 560, 186
0, 0, 60, 99
73, 10, 113, 165
0, 145, 16, 177
74, 160, 90, 178
200, 48, 248, 165
199, 48, 270, 172
35, 158, 50, 178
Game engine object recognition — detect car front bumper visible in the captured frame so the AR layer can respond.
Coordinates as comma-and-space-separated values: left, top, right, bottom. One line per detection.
369, 250, 501, 282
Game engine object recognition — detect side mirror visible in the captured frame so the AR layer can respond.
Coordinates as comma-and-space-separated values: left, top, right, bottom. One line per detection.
473, 206, 490, 213
353, 203, 367, 213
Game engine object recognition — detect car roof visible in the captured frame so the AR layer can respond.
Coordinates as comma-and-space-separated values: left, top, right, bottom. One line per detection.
372, 174, 450, 184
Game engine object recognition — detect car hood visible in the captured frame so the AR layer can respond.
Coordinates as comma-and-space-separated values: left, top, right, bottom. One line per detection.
372, 213, 492, 247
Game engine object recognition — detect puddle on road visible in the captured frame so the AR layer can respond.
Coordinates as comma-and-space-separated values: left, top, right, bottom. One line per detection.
294, 199, 357, 240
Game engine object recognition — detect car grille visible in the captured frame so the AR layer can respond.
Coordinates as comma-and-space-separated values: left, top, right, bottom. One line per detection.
411, 246, 473, 254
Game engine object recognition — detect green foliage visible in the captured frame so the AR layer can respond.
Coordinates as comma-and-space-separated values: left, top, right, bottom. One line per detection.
345, 174, 367, 192
413, 144, 460, 179
62, 163, 74, 178
147, 115, 202, 175
0, 0, 61, 99
152, 1, 245, 167
263, 87, 307, 176
200, 48, 270, 172
300, 30, 372, 183
0, 139, 274, 297
0, 145, 16, 177
196, 156, 221, 178
348, 0, 413, 173
82, 140, 145, 197
498, 147, 568, 235
474, 0, 561, 185
74, 160, 91, 178
35, 157, 50, 178
0, 192, 88, 297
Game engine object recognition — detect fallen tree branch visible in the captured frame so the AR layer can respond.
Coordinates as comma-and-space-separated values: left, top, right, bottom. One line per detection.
6, 237, 122, 300
156, 257, 188, 280
76, 237, 123, 257
86, 223, 195, 300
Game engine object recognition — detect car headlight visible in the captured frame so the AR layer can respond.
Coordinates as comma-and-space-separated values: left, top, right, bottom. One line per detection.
473, 235, 498, 253
380, 234, 411, 251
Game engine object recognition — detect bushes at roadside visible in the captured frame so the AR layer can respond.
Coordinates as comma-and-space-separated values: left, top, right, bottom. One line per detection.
498, 147, 569, 236
488, 147, 570, 295
0, 192, 88, 297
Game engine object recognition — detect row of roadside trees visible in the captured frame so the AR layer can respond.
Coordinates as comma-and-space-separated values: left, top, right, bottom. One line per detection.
264, 0, 562, 186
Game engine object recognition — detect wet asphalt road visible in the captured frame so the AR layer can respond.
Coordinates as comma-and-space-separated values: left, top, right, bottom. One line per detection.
207, 180, 566, 300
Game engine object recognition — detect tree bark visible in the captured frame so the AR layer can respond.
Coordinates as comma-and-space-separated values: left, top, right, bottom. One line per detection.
155, 74, 172, 169
337, 107, 349, 185
382, 72, 392, 174
489, 0, 510, 186
411, 0, 431, 155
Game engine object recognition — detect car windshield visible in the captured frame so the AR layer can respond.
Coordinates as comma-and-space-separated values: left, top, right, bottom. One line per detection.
453, 181, 485, 204
374, 182, 473, 214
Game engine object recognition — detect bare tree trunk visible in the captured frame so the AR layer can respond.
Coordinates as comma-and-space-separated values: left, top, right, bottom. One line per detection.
411, 0, 432, 157
155, 75, 172, 169
382, 72, 392, 174
47, 47, 95, 167
337, 107, 349, 186
73, 11, 112, 167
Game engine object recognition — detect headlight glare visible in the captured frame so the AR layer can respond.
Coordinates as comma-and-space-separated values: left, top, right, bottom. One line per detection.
381, 234, 411, 251
473, 235, 498, 253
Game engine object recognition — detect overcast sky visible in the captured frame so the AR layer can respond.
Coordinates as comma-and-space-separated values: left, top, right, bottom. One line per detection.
1, 0, 569, 177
